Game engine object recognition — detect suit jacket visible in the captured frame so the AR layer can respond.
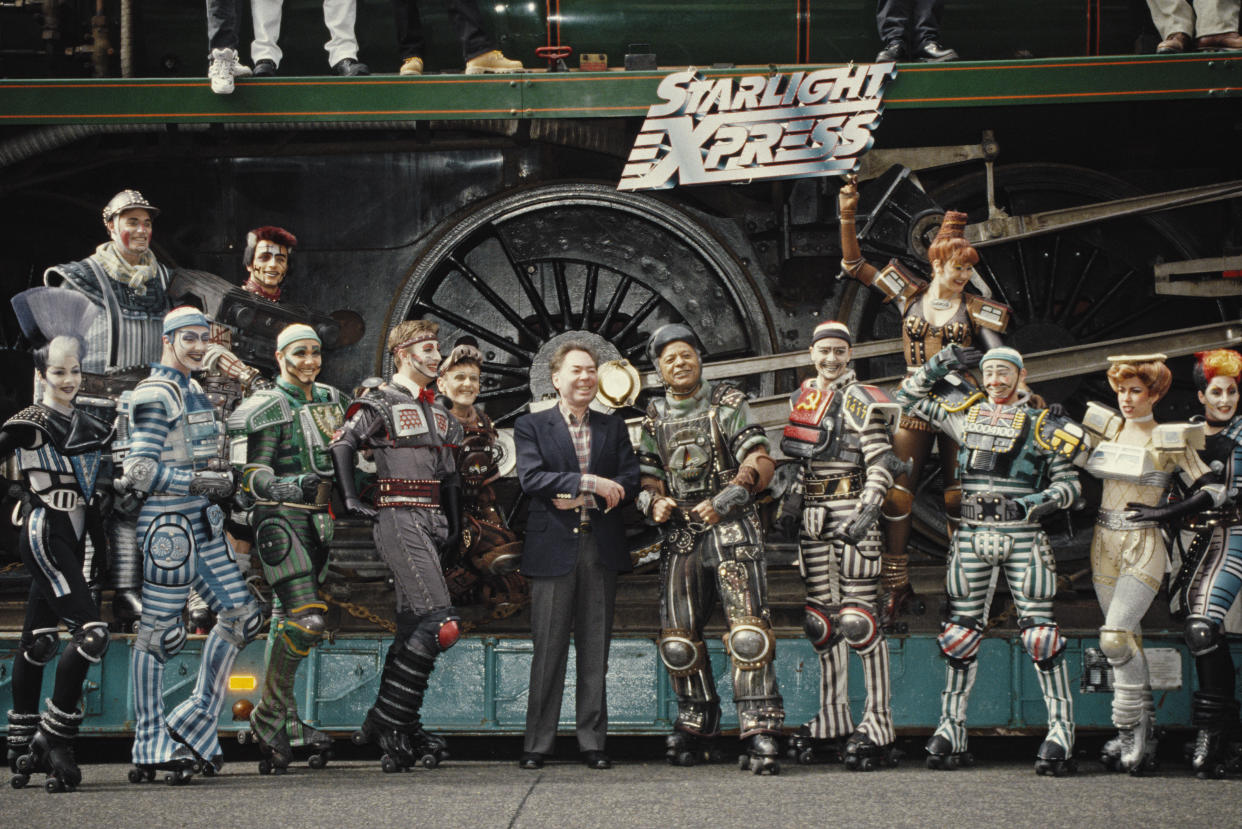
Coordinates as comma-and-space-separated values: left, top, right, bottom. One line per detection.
514, 405, 640, 578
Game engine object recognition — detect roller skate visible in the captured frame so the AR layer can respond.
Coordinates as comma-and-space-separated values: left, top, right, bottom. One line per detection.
166, 726, 223, 777
738, 734, 781, 775
127, 759, 197, 786
1118, 712, 1158, 776
26, 702, 84, 792
843, 731, 900, 771
352, 709, 424, 772
785, 725, 844, 765
924, 734, 974, 770
292, 720, 336, 770
665, 730, 724, 766
1191, 728, 1230, 779
1033, 738, 1077, 777
410, 724, 449, 767
1099, 732, 1124, 771
249, 718, 293, 776
7, 710, 41, 790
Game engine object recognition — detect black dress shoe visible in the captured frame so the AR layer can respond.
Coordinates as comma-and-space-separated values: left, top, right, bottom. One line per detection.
915, 40, 959, 62
581, 750, 612, 770
875, 40, 908, 62
253, 59, 277, 77
332, 57, 371, 77
519, 752, 545, 770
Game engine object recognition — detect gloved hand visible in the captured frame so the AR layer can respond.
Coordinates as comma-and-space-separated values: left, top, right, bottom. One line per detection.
331, 443, 377, 520
440, 484, 463, 562
266, 478, 303, 502
942, 343, 983, 371
189, 469, 236, 501
710, 483, 751, 519
834, 502, 882, 545
1002, 498, 1027, 521
299, 474, 324, 503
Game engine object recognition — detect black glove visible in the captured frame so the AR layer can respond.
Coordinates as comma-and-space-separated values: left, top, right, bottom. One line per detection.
947, 344, 983, 370
330, 443, 377, 520
834, 502, 882, 545
440, 483, 463, 563
1046, 402, 1067, 420
299, 474, 324, 504
1125, 489, 1216, 525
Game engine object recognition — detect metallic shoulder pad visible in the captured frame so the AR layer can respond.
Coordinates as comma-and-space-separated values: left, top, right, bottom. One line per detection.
360, 377, 385, 392
929, 372, 984, 413
316, 382, 345, 405
1153, 421, 1206, 453
841, 383, 900, 433
965, 294, 1011, 333
43, 260, 101, 299
872, 259, 926, 304
711, 382, 747, 409
1032, 408, 1089, 461
1081, 401, 1123, 441
226, 390, 293, 436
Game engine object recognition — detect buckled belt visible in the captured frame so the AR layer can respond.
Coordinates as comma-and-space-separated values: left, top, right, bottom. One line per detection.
804, 472, 863, 500
376, 478, 441, 509
1096, 508, 1157, 531
960, 492, 1019, 523
576, 519, 593, 535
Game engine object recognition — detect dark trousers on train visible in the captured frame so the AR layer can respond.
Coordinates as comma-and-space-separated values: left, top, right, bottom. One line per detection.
391, 0, 494, 61
877, 0, 944, 46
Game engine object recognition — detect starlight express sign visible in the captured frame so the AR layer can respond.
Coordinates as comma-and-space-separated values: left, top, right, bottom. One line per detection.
619, 62, 897, 191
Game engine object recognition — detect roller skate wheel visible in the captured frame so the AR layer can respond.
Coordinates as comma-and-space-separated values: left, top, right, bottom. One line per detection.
859, 758, 876, 771
11, 773, 30, 789
420, 754, 438, 769
201, 762, 217, 777
15, 754, 34, 774
258, 759, 272, 775
351, 730, 367, 746
737, 754, 749, 770
380, 754, 400, 774
127, 767, 144, 784
45, 777, 66, 793
164, 772, 179, 786
676, 751, 696, 767
308, 754, 327, 770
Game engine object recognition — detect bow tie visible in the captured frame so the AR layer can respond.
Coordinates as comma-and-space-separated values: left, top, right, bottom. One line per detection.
418, 388, 435, 404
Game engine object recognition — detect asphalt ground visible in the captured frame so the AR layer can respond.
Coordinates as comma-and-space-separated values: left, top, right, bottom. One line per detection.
4, 736, 1240, 829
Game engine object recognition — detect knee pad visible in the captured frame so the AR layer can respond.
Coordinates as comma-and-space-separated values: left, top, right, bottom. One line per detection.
1098, 626, 1139, 666
882, 484, 913, 522
21, 626, 61, 666
937, 615, 982, 664
71, 621, 111, 664
802, 599, 838, 651
943, 485, 963, 521
279, 603, 328, 654
216, 601, 264, 647
1018, 616, 1065, 668
838, 603, 880, 651
400, 607, 461, 655
659, 628, 708, 677
1184, 614, 1223, 657
722, 618, 775, 671
134, 617, 187, 662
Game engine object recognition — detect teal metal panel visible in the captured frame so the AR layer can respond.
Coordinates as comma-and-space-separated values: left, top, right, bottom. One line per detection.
2, 633, 1239, 736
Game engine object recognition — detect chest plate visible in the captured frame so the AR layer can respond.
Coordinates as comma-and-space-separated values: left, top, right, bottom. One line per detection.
655, 410, 720, 500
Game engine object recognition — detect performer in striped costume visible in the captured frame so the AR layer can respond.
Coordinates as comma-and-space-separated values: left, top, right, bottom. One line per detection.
898, 343, 1086, 775
777, 321, 904, 770
227, 323, 344, 773
4, 288, 112, 792
121, 306, 262, 783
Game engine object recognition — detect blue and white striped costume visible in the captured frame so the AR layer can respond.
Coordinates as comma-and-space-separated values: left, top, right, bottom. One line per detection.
125, 363, 260, 767
898, 354, 1084, 760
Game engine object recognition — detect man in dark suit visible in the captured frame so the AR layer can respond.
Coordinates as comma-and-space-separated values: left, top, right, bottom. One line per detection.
514, 341, 640, 771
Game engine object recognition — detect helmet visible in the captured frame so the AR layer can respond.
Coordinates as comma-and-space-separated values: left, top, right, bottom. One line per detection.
645, 323, 701, 366
102, 189, 160, 225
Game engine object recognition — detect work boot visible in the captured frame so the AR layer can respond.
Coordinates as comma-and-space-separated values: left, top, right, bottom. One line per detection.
400, 56, 424, 76
465, 50, 525, 74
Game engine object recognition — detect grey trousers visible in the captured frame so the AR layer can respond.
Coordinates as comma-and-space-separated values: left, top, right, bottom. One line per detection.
523, 534, 617, 754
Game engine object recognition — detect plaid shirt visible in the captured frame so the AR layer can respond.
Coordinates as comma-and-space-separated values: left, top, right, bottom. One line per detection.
558, 399, 599, 511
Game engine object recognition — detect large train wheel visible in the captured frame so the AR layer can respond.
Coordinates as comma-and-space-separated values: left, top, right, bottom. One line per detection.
857, 163, 1218, 559
387, 182, 779, 425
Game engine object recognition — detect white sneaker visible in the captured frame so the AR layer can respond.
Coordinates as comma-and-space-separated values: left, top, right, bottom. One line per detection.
208, 47, 237, 94
230, 52, 253, 78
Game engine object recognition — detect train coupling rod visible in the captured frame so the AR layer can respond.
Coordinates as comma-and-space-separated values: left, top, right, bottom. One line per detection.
965, 179, 1242, 246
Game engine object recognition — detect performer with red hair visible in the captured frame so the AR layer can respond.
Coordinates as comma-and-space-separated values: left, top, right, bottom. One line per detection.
1083, 354, 1223, 774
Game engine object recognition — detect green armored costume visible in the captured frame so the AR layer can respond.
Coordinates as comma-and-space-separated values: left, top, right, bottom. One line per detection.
227, 360, 344, 772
